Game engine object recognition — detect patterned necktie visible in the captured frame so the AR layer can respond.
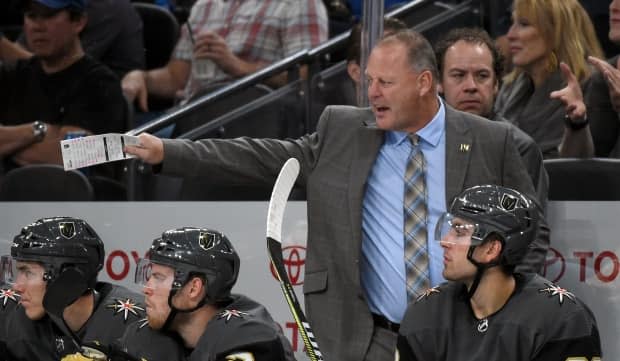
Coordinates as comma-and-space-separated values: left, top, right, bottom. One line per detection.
404, 134, 430, 302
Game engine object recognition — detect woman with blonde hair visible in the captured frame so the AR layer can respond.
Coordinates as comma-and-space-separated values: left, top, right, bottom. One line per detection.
495, 0, 604, 158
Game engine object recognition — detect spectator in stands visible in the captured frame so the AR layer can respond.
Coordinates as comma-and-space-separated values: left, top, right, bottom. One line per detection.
0, 0, 126, 171
2, 0, 145, 78
122, 0, 329, 112
494, 0, 620, 78
345, 17, 407, 104
585, 0, 620, 157
495, 0, 604, 158
580, 0, 620, 57
434, 27, 548, 211
75, 0, 145, 78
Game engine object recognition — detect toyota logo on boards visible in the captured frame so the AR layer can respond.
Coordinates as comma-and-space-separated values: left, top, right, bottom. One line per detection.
270, 245, 306, 286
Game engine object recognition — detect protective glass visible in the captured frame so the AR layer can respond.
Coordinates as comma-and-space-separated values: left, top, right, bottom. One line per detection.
434, 213, 479, 245
135, 258, 174, 291
0, 256, 45, 285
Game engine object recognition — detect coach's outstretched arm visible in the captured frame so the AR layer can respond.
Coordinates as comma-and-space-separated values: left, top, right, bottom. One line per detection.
124, 133, 165, 165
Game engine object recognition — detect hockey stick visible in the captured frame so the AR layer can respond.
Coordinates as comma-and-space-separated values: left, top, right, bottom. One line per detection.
266, 158, 324, 361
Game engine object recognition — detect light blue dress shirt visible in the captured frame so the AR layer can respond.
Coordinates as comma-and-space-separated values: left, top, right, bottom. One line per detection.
361, 100, 447, 323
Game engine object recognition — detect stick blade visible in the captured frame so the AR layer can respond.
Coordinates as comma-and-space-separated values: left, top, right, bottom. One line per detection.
265, 159, 324, 361
266, 158, 300, 243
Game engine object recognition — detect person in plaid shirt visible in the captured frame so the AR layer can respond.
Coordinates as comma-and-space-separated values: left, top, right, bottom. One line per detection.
122, 0, 328, 112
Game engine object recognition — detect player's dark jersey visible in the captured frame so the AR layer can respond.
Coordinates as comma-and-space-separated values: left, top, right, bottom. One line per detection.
397, 273, 601, 361
189, 294, 296, 361
112, 318, 185, 361
3, 282, 147, 361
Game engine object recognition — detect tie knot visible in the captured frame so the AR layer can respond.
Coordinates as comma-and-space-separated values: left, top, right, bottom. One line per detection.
408, 134, 420, 146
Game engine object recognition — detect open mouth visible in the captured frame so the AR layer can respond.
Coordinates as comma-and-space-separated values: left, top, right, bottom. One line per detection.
374, 105, 390, 115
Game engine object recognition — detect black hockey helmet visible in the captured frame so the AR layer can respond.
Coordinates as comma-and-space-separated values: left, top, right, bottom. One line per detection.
10, 217, 104, 288
146, 227, 240, 303
437, 184, 539, 267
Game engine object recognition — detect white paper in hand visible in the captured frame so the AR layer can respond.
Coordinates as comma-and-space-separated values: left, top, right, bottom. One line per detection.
61, 133, 141, 170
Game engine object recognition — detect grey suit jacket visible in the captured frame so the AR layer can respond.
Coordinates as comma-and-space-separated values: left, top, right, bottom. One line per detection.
494, 114, 549, 213
161, 105, 549, 361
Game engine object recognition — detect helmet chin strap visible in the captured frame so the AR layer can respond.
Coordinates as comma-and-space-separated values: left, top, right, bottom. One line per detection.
465, 246, 500, 299
162, 288, 209, 331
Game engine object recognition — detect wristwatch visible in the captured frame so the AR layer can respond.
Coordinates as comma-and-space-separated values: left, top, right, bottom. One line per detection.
564, 114, 589, 131
32, 120, 48, 142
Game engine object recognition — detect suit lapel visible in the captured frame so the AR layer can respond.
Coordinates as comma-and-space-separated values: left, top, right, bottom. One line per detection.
445, 107, 473, 205
349, 124, 383, 277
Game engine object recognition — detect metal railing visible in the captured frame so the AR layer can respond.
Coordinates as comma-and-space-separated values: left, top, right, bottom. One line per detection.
124, 0, 480, 200
125, 0, 461, 138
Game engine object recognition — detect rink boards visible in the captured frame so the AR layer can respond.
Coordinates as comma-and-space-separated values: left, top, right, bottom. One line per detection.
0, 201, 617, 360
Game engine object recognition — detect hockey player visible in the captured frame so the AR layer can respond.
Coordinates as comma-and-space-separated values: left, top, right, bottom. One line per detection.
126, 227, 296, 361
396, 185, 601, 361
0, 217, 182, 361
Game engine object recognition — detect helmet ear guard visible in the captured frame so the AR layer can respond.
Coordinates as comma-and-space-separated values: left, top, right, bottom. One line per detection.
43, 266, 89, 317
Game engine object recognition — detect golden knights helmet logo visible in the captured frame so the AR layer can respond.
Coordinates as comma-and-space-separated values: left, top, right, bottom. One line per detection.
198, 231, 216, 251
500, 194, 518, 211
59, 222, 76, 239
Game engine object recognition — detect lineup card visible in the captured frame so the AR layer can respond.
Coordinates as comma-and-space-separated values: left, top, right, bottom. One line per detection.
61, 133, 141, 170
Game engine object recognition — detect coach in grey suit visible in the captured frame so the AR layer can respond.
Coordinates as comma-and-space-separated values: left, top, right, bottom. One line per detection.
127, 30, 548, 361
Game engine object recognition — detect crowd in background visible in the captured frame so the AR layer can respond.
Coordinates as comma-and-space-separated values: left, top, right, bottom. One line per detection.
0, 0, 619, 199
